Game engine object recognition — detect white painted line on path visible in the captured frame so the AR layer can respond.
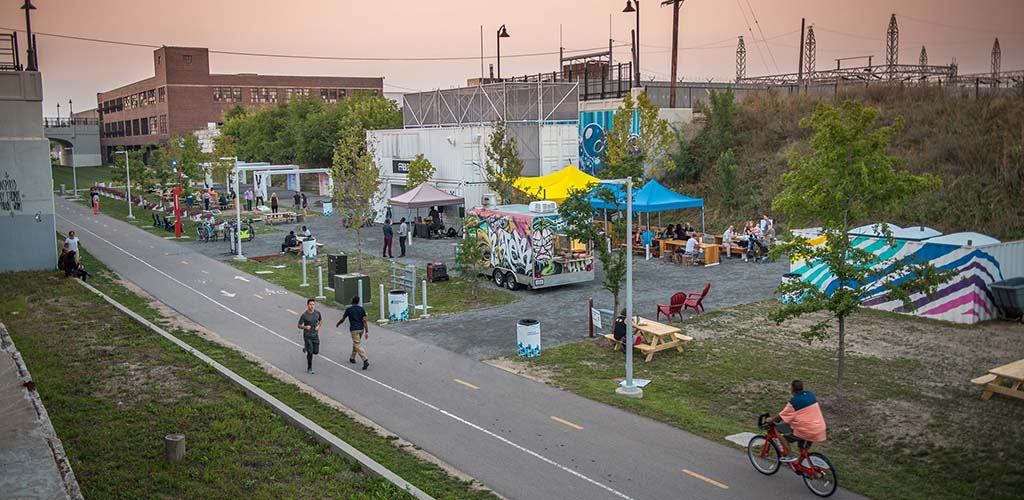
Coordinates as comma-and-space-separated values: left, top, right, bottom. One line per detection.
56, 214, 638, 500
220, 290, 236, 298
255, 270, 273, 275
201, 270, 209, 275
254, 294, 264, 299
234, 276, 251, 282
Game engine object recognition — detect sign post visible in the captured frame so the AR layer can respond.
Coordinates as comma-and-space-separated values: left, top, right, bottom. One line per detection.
172, 159, 182, 238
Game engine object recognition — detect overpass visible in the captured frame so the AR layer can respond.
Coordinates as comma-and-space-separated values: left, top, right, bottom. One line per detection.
44, 117, 101, 167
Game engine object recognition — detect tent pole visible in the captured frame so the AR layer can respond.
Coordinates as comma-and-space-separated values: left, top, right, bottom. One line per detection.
701, 207, 705, 234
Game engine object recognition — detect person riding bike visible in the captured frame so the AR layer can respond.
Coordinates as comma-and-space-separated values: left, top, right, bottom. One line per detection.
773, 380, 827, 463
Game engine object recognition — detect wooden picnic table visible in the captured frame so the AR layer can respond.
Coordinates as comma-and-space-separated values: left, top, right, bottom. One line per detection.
700, 243, 720, 265
659, 239, 687, 256
263, 212, 298, 225
973, 358, 1024, 401
604, 317, 693, 362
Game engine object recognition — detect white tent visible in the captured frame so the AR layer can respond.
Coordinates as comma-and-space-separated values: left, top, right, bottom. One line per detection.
927, 232, 1001, 247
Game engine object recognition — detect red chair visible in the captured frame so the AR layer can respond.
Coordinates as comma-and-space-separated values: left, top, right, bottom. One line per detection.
656, 292, 687, 322
684, 282, 711, 315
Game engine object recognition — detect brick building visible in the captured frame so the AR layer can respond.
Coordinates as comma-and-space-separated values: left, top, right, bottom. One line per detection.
97, 46, 383, 161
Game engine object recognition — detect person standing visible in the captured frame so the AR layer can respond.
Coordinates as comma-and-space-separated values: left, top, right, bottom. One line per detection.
397, 217, 409, 257
293, 191, 302, 209
229, 187, 237, 206
301, 192, 309, 216
382, 218, 394, 258
255, 189, 265, 208
202, 189, 211, 211
298, 298, 322, 374
270, 192, 279, 214
91, 191, 100, 214
244, 187, 253, 211
66, 230, 81, 261
337, 296, 370, 370
723, 224, 735, 259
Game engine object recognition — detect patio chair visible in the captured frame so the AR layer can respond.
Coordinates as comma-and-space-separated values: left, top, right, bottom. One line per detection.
656, 292, 687, 322
683, 282, 711, 315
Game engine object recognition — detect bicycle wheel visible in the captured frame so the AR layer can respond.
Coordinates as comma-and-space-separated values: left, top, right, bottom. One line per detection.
747, 435, 780, 475
801, 452, 838, 497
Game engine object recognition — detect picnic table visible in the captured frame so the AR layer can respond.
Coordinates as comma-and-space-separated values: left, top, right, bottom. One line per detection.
659, 239, 687, 256
700, 243, 720, 265
263, 212, 298, 225
604, 317, 693, 362
973, 358, 1024, 401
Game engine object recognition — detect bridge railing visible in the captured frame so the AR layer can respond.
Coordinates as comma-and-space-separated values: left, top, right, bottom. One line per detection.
0, 32, 21, 72
44, 117, 100, 128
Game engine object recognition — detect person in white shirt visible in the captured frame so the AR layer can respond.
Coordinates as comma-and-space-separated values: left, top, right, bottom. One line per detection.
684, 236, 700, 255
66, 231, 81, 263
300, 225, 312, 238
397, 217, 409, 257
723, 225, 735, 258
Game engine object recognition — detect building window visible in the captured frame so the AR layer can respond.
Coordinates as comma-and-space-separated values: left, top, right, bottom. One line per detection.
149, 117, 158, 134
249, 88, 259, 103
158, 87, 166, 103
213, 87, 223, 102
140, 118, 149, 135
123, 120, 131, 137
147, 89, 156, 105
159, 115, 167, 134
268, 88, 278, 103
183, 54, 193, 64
232, 87, 241, 102
132, 119, 140, 136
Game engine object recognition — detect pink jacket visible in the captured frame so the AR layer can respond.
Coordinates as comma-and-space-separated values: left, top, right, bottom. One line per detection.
779, 391, 827, 442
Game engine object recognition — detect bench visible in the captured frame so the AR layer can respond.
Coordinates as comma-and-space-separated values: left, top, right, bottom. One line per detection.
971, 374, 998, 386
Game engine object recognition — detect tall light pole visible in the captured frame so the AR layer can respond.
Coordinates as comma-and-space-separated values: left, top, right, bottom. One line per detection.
117, 150, 135, 219
622, 0, 641, 86
600, 177, 641, 399
496, 24, 510, 79
221, 156, 244, 260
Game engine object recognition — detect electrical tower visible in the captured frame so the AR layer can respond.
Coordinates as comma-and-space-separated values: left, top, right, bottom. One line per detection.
919, 46, 927, 66
804, 25, 816, 75
736, 36, 746, 82
992, 38, 1001, 76
886, 13, 899, 79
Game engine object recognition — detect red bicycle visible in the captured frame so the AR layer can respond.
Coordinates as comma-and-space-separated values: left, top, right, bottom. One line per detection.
747, 413, 838, 497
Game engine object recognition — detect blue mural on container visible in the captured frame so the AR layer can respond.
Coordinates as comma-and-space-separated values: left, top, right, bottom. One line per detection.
578, 109, 641, 175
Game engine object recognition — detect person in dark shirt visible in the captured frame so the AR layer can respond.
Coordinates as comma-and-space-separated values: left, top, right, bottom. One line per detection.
297, 298, 322, 374
337, 296, 370, 370
382, 219, 394, 258
281, 231, 299, 253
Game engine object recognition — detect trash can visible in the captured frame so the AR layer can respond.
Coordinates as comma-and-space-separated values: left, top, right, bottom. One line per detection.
516, 319, 541, 358
59, 184, 66, 195
302, 238, 317, 259
780, 272, 804, 304
388, 290, 409, 322
991, 277, 1024, 320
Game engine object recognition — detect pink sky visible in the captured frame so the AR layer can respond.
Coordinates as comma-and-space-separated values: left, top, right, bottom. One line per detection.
2, 0, 1021, 115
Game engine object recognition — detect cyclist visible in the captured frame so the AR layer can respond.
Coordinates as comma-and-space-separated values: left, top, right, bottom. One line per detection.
773, 380, 827, 462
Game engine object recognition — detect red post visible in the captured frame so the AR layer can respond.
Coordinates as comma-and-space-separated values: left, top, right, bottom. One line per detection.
588, 297, 594, 338
173, 159, 183, 238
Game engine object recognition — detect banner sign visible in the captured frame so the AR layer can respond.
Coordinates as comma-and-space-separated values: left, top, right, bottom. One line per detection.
392, 159, 411, 174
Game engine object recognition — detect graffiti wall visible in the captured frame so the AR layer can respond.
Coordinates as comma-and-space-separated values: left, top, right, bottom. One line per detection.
468, 209, 592, 279
578, 110, 640, 175
791, 236, 1013, 324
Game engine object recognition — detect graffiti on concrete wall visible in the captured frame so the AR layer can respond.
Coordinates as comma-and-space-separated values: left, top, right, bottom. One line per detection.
578, 110, 641, 175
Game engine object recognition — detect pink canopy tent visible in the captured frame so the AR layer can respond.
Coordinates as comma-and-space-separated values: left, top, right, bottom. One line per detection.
389, 183, 465, 209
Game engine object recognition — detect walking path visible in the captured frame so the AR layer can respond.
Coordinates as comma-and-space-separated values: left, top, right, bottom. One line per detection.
55, 197, 863, 500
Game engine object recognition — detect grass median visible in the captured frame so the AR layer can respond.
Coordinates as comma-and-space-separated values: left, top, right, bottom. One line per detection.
230, 250, 517, 320
518, 302, 1024, 500
51, 165, 116, 193
10, 241, 498, 500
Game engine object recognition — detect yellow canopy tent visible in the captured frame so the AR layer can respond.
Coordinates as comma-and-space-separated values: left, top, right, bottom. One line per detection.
514, 165, 600, 203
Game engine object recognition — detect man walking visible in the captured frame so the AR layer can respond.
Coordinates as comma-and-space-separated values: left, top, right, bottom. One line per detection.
337, 296, 370, 370
297, 298, 322, 374
66, 231, 81, 263
397, 217, 409, 257
382, 218, 394, 258
244, 187, 253, 211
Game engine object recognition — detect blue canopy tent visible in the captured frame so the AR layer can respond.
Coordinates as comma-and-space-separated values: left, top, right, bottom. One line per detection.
589, 180, 705, 232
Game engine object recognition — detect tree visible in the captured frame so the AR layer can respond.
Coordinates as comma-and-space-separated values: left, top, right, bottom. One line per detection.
452, 218, 486, 290
669, 88, 739, 182
331, 129, 382, 271
770, 101, 953, 402
405, 154, 435, 190
167, 133, 206, 183
209, 135, 237, 190
600, 91, 673, 180
559, 185, 629, 312
482, 120, 525, 204
110, 147, 148, 191
715, 149, 741, 212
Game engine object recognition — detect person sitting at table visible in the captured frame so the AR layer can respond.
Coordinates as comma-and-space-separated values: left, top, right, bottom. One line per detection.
747, 224, 768, 262
684, 235, 703, 257
612, 308, 642, 348
300, 225, 312, 238
281, 231, 299, 253
674, 224, 688, 241
723, 224, 736, 258
661, 224, 675, 239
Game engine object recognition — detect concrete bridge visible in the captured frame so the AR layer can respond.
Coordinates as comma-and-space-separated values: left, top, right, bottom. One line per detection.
44, 117, 101, 167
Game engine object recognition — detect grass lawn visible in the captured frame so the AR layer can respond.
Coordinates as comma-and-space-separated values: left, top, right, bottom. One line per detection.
518, 302, 1024, 500
51, 165, 117, 193
22, 242, 498, 500
230, 250, 517, 321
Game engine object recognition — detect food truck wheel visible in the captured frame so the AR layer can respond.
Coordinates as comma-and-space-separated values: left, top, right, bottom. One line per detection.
504, 272, 520, 291
492, 269, 505, 287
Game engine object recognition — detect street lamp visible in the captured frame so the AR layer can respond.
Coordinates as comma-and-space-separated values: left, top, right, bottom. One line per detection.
117, 150, 135, 219
221, 156, 244, 260
599, 177, 641, 399
496, 24, 510, 79
622, 0, 641, 86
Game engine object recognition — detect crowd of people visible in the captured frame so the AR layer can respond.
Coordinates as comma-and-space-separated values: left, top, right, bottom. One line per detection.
628, 213, 777, 263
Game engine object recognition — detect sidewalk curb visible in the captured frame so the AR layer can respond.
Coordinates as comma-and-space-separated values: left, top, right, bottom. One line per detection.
74, 279, 435, 500
0, 321, 84, 500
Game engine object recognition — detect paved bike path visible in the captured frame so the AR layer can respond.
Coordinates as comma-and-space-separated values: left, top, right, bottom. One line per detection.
56, 198, 864, 500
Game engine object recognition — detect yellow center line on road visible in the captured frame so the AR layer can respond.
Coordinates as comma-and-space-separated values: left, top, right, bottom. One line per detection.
681, 469, 729, 490
286, 309, 299, 315
453, 378, 479, 390
254, 294, 264, 299
550, 416, 584, 430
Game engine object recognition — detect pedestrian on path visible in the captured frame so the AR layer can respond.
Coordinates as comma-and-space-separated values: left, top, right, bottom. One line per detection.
382, 219, 394, 258
301, 192, 308, 216
293, 191, 301, 209
244, 188, 253, 211
91, 191, 100, 214
337, 296, 370, 370
298, 298, 322, 374
397, 217, 408, 257
255, 190, 265, 208
270, 192, 279, 214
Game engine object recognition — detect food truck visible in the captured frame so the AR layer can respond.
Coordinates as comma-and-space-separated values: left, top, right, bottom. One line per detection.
466, 201, 594, 290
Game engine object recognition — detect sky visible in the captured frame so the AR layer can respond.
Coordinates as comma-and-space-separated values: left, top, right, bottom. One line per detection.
2, 0, 1022, 115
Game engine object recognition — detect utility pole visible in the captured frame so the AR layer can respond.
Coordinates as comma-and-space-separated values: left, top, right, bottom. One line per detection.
662, 0, 684, 108
804, 26, 816, 78
919, 46, 928, 66
886, 13, 899, 80
20, 1, 37, 71
991, 38, 1001, 77
797, 18, 805, 91
735, 36, 746, 82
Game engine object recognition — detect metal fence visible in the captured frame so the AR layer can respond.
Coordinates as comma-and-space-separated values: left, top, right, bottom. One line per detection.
0, 32, 21, 72
402, 82, 579, 128
44, 117, 100, 128
505, 62, 635, 102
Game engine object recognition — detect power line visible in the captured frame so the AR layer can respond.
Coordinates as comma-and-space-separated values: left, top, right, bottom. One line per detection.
640, 28, 799, 51
734, 0, 771, 74
0, 26, 624, 62
896, 13, 1024, 37
744, 0, 780, 72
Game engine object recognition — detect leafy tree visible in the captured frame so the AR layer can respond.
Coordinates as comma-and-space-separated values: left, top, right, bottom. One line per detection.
482, 120, 525, 204
209, 135, 237, 190
770, 101, 953, 402
715, 149, 741, 212
452, 218, 486, 290
110, 147, 148, 191
670, 89, 739, 182
405, 154, 435, 190
147, 147, 177, 191
559, 185, 629, 312
331, 130, 382, 271
600, 91, 673, 180
167, 133, 206, 183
